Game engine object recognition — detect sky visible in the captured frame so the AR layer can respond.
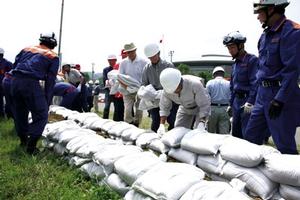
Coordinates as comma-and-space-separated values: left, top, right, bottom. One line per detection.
1, 0, 300, 72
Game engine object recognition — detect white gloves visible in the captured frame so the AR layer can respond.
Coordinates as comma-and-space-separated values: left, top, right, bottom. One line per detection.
242, 102, 253, 114
157, 124, 166, 138
197, 121, 206, 131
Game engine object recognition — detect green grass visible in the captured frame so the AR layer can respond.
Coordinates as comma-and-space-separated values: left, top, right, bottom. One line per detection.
0, 119, 121, 200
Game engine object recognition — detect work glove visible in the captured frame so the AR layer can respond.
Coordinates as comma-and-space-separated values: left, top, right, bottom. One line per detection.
197, 121, 206, 131
157, 124, 166, 138
226, 106, 232, 117
242, 102, 253, 114
268, 100, 284, 120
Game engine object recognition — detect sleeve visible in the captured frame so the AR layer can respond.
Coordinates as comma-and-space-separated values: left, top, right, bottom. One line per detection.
229, 70, 234, 106
275, 27, 300, 103
103, 68, 108, 86
246, 55, 259, 104
141, 64, 149, 86
119, 61, 125, 75
45, 57, 59, 106
193, 80, 211, 118
159, 91, 173, 117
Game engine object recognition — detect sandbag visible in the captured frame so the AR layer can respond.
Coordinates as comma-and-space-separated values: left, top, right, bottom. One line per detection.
132, 162, 205, 200
181, 130, 228, 155
101, 120, 119, 133
114, 152, 162, 185
68, 156, 91, 167
107, 122, 134, 137
279, 184, 300, 200
101, 173, 130, 196
148, 139, 170, 154
135, 132, 159, 149
161, 127, 191, 148
121, 127, 149, 142
79, 162, 106, 180
180, 180, 251, 200
219, 136, 263, 167
42, 120, 79, 139
93, 145, 142, 175
57, 128, 96, 145
168, 148, 197, 165
67, 112, 98, 123
124, 190, 154, 200
261, 153, 300, 187
196, 153, 227, 175
221, 162, 278, 199
53, 143, 67, 156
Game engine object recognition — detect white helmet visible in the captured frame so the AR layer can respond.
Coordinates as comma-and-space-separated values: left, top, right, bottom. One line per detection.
107, 54, 117, 60
144, 43, 160, 58
160, 68, 182, 93
0, 48, 4, 54
213, 66, 225, 75
95, 80, 99, 85
88, 80, 93, 84
253, 0, 289, 13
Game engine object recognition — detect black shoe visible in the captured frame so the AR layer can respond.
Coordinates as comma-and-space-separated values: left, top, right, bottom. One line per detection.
19, 136, 28, 148
26, 147, 40, 155
26, 136, 40, 155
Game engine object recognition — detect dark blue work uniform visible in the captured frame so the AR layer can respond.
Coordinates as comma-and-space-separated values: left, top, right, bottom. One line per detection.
2, 71, 15, 119
245, 16, 300, 154
11, 45, 59, 142
53, 82, 80, 111
230, 53, 259, 139
0, 58, 13, 118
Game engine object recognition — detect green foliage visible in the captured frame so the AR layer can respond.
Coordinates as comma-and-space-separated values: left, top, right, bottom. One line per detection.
0, 119, 121, 200
197, 71, 213, 84
177, 63, 191, 75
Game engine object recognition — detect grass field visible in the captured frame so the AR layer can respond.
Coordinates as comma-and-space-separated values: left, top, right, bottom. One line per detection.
0, 119, 122, 200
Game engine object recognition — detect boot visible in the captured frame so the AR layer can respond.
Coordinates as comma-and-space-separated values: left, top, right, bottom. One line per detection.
26, 136, 40, 155
19, 135, 28, 148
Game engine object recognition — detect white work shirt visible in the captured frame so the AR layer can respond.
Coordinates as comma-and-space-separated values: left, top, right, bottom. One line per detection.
119, 56, 148, 84
206, 76, 230, 104
159, 75, 211, 118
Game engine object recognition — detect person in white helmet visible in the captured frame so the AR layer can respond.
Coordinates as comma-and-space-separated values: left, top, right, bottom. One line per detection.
206, 66, 231, 134
119, 42, 147, 127
223, 31, 259, 139
158, 68, 211, 136
244, 0, 300, 154
142, 43, 178, 132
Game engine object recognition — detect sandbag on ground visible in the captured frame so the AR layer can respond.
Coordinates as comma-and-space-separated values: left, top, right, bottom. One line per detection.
181, 130, 229, 155
79, 161, 106, 180
114, 152, 161, 185
101, 173, 130, 196
168, 147, 197, 165
180, 180, 251, 200
132, 162, 205, 200
135, 132, 159, 149
196, 153, 227, 175
161, 127, 191, 148
124, 190, 154, 200
279, 184, 300, 200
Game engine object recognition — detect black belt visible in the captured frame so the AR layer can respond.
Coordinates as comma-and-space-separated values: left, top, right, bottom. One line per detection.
261, 80, 281, 87
211, 103, 229, 106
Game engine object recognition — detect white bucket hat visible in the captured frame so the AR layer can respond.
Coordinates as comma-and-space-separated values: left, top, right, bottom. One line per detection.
124, 43, 137, 52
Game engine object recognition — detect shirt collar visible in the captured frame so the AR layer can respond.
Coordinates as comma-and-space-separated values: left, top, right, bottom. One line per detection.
235, 51, 247, 62
270, 15, 286, 32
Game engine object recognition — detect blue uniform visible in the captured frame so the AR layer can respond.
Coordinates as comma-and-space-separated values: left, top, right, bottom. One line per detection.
0, 58, 13, 117
230, 53, 259, 139
2, 72, 14, 119
53, 82, 80, 110
11, 45, 59, 140
245, 16, 300, 154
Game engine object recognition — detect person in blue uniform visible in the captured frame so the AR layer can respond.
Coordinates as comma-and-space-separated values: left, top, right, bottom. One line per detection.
2, 71, 14, 119
223, 31, 259, 139
0, 48, 13, 118
11, 32, 59, 154
244, 0, 300, 154
53, 82, 80, 111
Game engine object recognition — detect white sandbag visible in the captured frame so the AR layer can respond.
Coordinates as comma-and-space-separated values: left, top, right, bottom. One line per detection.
138, 98, 159, 110
219, 136, 263, 167
55, 109, 79, 119
148, 139, 170, 154
137, 85, 159, 100
180, 180, 251, 200
57, 128, 96, 145
261, 153, 300, 187
101, 120, 119, 133
53, 143, 67, 156
135, 132, 159, 149
118, 74, 141, 95
181, 130, 228, 155
93, 145, 142, 175
161, 127, 191, 148
80, 162, 106, 180
279, 184, 300, 200
101, 173, 130, 196
124, 190, 154, 200
114, 152, 161, 185
221, 162, 278, 199
196, 153, 227, 175
88, 118, 113, 131
49, 105, 66, 113
168, 148, 197, 165
132, 162, 205, 200
42, 120, 79, 139
67, 112, 98, 123
260, 145, 281, 157
107, 122, 134, 137
80, 115, 102, 128
71, 136, 107, 157
121, 127, 149, 141
68, 156, 91, 167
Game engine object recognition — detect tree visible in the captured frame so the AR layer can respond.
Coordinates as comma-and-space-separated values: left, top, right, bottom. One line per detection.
177, 63, 191, 75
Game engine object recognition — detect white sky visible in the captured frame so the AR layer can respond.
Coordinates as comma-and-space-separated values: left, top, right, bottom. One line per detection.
1, 0, 299, 72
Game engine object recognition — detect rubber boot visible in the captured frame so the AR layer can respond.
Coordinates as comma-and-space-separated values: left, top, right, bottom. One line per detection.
26, 136, 40, 155
19, 135, 28, 148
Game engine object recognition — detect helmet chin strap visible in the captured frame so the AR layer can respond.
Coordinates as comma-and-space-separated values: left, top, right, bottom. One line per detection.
262, 7, 275, 29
